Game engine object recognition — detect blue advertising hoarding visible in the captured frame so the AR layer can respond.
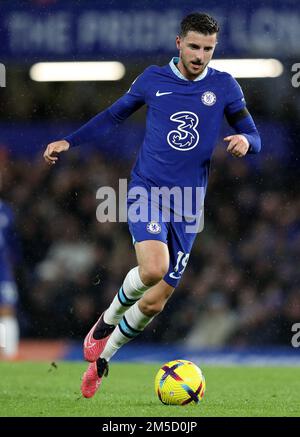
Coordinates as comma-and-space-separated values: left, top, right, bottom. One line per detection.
0, 0, 299, 61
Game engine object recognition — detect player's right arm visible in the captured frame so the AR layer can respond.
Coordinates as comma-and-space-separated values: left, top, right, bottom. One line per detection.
43, 68, 150, 165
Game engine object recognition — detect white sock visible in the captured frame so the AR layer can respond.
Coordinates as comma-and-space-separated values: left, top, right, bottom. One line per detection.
104, 267, 150, 326
0, 316, 19, 358
101, 302, 154, 361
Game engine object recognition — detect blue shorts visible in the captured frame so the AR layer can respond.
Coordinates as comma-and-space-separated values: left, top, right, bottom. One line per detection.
127, 195, 199, 288
0, 281, 18, 307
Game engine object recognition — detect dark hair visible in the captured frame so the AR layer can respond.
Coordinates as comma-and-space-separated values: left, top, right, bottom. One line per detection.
180, 12, 219, 37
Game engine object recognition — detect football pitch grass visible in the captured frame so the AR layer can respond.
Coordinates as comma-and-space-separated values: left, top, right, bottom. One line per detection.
0, 361, 300, 417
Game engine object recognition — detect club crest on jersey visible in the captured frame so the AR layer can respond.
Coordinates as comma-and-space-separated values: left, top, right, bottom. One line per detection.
146, 221, 161, 234
201, 91, 216, 106
167, 111, 199, 151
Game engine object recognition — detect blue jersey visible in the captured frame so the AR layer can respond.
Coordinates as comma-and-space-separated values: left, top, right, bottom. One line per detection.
0, 200, 20, 282
65, 57, 261, 206
121, 59, 246, 191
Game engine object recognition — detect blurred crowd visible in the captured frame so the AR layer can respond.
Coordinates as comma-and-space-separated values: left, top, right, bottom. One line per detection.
2, 65, 300, 125
1, 144, 300, 347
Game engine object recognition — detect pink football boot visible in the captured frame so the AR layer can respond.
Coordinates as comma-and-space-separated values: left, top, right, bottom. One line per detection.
81, 358, 109, 398
83, 313, 115, 362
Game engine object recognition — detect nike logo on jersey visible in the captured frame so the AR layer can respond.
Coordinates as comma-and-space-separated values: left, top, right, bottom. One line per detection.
156, 91, 173, 96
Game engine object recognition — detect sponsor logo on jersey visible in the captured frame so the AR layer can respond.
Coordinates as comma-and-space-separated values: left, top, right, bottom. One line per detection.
167, 111, 199, 151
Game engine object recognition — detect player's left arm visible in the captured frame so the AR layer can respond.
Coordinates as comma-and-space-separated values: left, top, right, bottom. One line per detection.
224, 76, 261, 158
224, 107, 261, 157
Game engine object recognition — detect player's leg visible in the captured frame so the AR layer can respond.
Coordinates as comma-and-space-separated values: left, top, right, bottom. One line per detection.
81, 279, 174, 398
0, 282, 19, 360
81, 205, 201, 398
81, 239, 170, 397
100, 278, 175, 361
104, 239, 170, 324
0, 306, 19, 360
82, 221, 198, 399
83, 239, 169, 363
138, 279, 175, 315
100, 239, 170, 356
98, 218, 198, 365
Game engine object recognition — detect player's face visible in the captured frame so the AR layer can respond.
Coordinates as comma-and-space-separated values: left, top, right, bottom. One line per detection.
176, 31, 217, 80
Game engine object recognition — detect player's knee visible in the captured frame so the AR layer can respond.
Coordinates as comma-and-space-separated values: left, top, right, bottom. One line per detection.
139, 299, 166, 317
139, 264, 169, 287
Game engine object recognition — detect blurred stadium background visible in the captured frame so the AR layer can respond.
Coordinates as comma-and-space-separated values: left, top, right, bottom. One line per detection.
0, 0, 300, 364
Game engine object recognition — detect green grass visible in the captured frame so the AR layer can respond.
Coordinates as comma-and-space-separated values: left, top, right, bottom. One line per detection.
0, 362, 300, 417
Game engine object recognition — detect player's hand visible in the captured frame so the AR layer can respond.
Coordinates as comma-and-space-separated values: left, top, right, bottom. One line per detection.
224, 135, 250, 158
43, 140, 70, 165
